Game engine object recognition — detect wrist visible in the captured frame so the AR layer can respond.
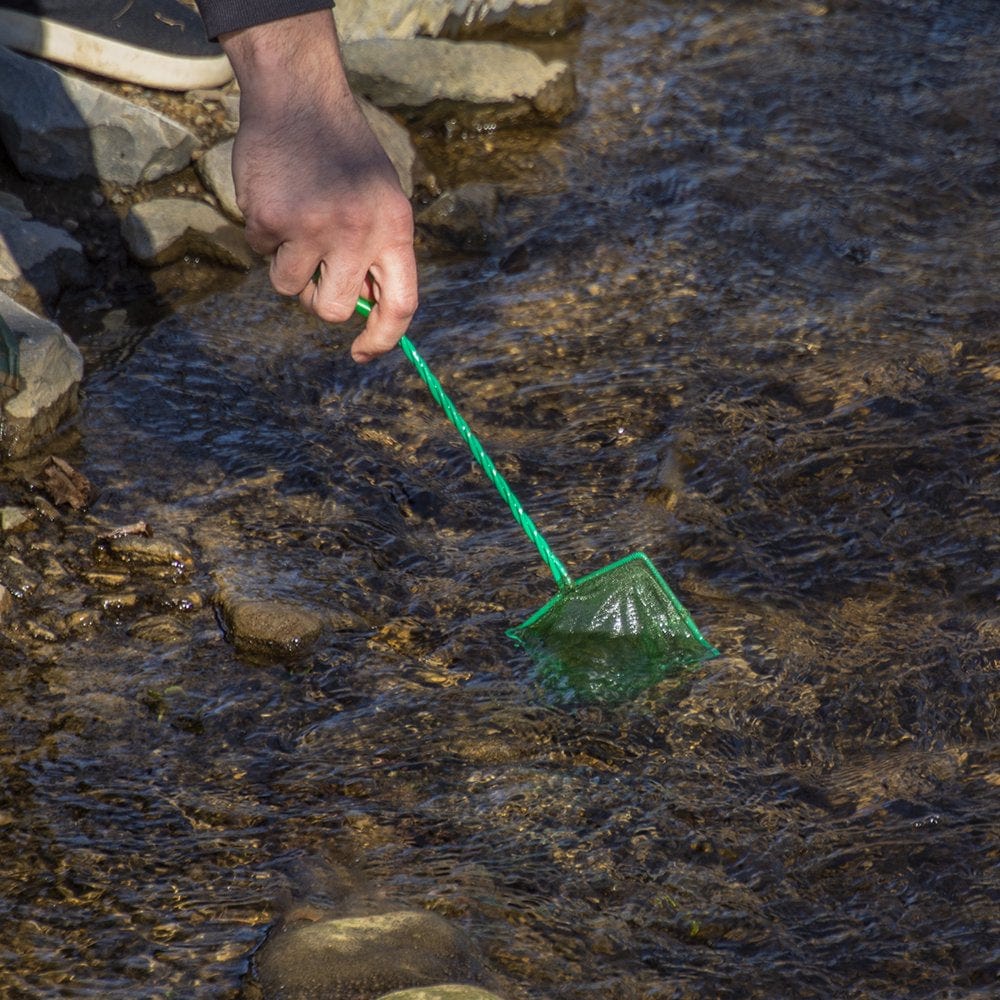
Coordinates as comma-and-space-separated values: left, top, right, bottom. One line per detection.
221, 10, 350, 101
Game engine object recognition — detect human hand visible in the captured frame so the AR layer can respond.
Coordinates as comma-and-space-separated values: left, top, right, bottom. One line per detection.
220, 11, 418, 361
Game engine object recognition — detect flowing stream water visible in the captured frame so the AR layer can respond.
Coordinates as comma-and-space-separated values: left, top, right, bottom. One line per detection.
1, 1, 998, 996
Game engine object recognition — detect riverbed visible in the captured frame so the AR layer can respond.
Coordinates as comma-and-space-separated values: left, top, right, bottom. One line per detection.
1, 1, 997, 997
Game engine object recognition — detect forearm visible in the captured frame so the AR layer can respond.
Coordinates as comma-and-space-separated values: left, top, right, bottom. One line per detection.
195, 0, 332, 40
217, 7, 352, 109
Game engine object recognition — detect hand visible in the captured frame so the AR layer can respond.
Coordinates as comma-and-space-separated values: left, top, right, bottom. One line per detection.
220, 11, 418, 361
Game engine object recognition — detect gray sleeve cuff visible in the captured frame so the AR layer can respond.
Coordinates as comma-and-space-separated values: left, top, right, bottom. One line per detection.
195, 1, 334, 40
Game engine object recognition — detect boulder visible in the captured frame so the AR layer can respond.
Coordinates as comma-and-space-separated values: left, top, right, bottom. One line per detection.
0, 45, 196, 185
343, 37, 576, 129
335, 0, 584, 40
0, 292, 83, 459
121, 199, 255, 269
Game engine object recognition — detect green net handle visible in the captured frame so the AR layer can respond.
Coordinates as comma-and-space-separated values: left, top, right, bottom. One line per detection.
355, 298, 571, 589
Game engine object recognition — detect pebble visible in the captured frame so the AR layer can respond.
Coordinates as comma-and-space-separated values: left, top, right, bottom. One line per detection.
217, 595, 325, 660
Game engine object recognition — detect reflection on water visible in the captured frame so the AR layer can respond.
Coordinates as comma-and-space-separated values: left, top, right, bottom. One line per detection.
2, 0, 998, 996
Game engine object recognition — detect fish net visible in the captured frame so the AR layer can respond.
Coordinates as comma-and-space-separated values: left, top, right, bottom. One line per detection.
507, 553, 719, 703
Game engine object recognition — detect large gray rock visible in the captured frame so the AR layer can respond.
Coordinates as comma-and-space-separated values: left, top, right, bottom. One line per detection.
121, 199, 255, 269
0, 292, 83, 459
254, 910, 484, 1000
0, 201, 88, 307
335, 0, 583, 40
343, 37, 575, 128
0, 45, 196, 185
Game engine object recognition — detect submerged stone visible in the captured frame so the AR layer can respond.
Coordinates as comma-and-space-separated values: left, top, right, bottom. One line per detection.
376, 987, 507, 1000
254, 909, 484, 1000
217, 595, 325, 660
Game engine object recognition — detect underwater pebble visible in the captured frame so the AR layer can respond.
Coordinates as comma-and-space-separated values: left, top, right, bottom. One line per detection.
376, 987, 507, 1000
97, 533, 194, 571
64, 608, 101, 632
81, 569, 131, 587
217, 595, 324, 660
0, 505, 36, 533
90, 590, 141, 612
129, 614, 189, 643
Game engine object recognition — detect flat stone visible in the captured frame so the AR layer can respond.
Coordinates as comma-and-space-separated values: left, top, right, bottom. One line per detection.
217, 595, 325, 660
359, 99, 420, 198
343, 37, 576, 128
0, 292, 83, 460
254, 910, 484, 999
377, 988, 506, 1000
335, 0, 583, 40
121, 198, 255, 269
97, 533, 195, 572
0, 45, 196, 185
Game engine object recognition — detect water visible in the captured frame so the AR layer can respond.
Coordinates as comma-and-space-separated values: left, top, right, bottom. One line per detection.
2, 1, 998, 996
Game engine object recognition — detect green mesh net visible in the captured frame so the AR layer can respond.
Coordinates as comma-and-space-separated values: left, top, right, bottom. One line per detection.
507, 553, 719, 704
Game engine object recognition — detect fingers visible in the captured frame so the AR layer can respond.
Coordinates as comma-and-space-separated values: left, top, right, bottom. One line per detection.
268, 204, 417, 361
350, 258, 419, 363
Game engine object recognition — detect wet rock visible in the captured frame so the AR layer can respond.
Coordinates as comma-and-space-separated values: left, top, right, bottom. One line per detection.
129, 614, 189, 643
121, 198, 255, 269
254, 909, 484, 1000
0, 583, 12, 619
360, 99, 421, 198
195, 139, 240, 221
336, 0, 583, 40
0, 505, 36, 534
0, 201, 88, 308
343, 38, 576, 129
377, 988, 506, 1000
0, 46, 196, 185
217, 595, 325, 660
416, 183, 502, 251
0, 293, 83, 460
95, 533, 194, 572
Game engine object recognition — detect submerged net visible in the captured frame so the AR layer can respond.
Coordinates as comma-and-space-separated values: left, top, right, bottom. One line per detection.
507, 553, 719, 704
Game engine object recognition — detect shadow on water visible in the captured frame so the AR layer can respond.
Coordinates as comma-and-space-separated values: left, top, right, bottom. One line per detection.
1, 1, 998, 997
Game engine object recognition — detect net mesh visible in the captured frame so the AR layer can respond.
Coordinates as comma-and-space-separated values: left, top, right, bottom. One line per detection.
506, 552, 719, 704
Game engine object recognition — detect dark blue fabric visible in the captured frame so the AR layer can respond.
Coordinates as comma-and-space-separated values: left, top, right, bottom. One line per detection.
195, 0, 333, 40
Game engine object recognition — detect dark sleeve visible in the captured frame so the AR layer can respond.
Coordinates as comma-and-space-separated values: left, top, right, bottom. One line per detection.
195, 1, 334, 40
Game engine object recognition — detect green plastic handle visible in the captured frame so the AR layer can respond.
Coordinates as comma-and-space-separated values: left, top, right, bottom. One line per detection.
355, 297, 571, 589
